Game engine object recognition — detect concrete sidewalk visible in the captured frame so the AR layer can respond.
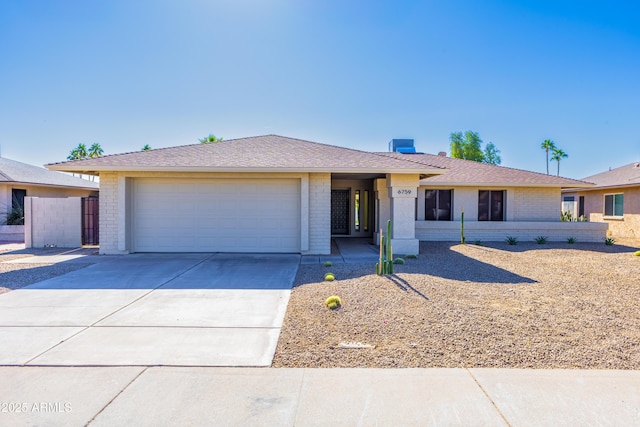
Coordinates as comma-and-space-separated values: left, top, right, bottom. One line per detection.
1, 367, 638, 426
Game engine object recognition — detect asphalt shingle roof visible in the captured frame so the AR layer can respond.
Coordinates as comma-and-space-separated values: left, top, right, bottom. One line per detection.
47, 135, 442, 174
0, 157, 98, 189
379, 152, 593, 188
578, 162, 640, 189
46, 134, 593, 188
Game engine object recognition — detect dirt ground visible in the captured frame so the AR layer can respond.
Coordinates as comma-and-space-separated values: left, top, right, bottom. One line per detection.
273, 240, 640, 369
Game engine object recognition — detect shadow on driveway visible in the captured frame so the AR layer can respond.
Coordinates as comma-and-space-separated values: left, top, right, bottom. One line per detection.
5, 253, 300, 291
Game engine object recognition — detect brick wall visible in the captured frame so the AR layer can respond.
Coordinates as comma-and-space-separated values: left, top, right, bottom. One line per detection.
416, 221, 608, 242
24, 197, 82, 248
99, 173, 119, 254
513, 187, 560, 221
308, 173, 331, 254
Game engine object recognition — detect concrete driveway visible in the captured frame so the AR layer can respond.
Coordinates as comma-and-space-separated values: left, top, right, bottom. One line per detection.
0, 253, 299, 366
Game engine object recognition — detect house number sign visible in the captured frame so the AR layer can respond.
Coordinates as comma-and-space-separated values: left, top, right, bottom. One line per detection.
393, 187, 416, 198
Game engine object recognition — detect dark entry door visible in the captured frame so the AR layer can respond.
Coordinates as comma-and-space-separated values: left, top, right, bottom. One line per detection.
331, 189, 350, 235
82, 197, 99, 245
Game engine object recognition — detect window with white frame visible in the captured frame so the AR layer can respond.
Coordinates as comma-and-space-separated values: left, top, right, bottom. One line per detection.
604, 193, 624, 217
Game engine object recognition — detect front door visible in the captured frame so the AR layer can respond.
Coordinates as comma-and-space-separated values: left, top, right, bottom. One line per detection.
331, 189, 350, 235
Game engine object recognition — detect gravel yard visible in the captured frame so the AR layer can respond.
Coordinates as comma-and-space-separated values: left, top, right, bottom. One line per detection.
0, 247, 94, 294
273, 241, 640, 369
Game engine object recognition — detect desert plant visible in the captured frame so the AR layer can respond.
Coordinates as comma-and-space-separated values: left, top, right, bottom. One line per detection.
6, 204, 24, 225
605, 237, 616, 246
474, 240, 483, 246
576, 215, 588, 222
393, 257, 405, 265
406, 254, 417, 259
323, 261, 332, 267
560, 210, 573, 222
324, 272, 335, 281
534, 236, 548, 244
634, 251, 640, 257
325, 295, 341, 310
460, 208, 466, 244
506, 236, 518, 245
567, 237, 577, 244
376, 220, 394, 275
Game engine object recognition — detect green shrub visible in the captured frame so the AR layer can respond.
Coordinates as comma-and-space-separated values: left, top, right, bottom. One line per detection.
325, 295, 341, 310
506, 236, 518, 245
474, 240, 483, 246
534, 236, 548, 244
393, 257, 405, 265
324, 272, 335, 281
406, 254, 417, 259
567, 237, 577, 244
604, 237, 616, 246
323, 261, 332, 267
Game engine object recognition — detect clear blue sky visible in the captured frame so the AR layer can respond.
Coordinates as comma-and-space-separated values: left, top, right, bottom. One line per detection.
1, 0, 639, 179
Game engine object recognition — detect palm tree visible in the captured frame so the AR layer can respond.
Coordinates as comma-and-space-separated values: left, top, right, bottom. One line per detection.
88, 143, 104, 158
541, 139, 556, 175
550, 148, 568, 176
142, 144, 151, 151
67, 143, 88, 160
199, 134, 223, 143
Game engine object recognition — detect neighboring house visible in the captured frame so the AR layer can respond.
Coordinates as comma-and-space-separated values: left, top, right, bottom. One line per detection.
46, 135, 602, 255
562, 162, 640, 238
0, 157, 99, 241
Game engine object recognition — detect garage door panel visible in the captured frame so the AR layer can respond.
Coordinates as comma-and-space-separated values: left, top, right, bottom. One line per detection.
133, 178, 301, 253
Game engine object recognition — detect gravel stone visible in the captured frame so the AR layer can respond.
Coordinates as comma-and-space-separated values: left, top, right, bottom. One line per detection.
273, 241, 640, 369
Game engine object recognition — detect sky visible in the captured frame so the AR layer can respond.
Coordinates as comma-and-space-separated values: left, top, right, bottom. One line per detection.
1, 0, 639, 179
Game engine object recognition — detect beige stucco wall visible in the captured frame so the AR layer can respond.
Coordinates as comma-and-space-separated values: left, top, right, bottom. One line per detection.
99, 171, 333, 255
575, 187, 640, 238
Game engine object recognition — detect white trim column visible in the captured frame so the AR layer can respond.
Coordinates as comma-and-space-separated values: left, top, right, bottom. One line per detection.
387, 174, 420, 254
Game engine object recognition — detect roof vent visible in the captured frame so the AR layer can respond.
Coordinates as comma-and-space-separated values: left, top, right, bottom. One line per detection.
438, 151, 446, 157
389, 139, 416, 154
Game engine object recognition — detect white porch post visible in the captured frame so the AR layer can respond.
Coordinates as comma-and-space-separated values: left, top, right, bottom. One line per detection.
387, 174, 420, 254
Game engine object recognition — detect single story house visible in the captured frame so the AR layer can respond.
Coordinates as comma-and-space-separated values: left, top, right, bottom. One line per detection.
562, 162, 640, 238
46, 135, 602, 255
0, 157, 99, 241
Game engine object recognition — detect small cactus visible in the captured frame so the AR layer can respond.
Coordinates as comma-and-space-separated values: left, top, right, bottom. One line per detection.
393, 257, 405, 265
324, 272, 335, 281
323, 261, 332, 267
325, 295, 342, 310
634, 251, 640, 257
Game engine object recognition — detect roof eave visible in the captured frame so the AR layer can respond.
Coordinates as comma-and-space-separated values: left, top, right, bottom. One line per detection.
420, 180, 595, 189
5, 181, 99, 190
562, 182, 640, 192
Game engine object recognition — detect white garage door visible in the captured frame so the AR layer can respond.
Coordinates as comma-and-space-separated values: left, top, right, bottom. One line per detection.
132, 178, 301, 253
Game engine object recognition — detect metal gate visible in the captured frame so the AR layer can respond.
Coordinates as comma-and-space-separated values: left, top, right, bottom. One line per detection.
81, 197, 99, 245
